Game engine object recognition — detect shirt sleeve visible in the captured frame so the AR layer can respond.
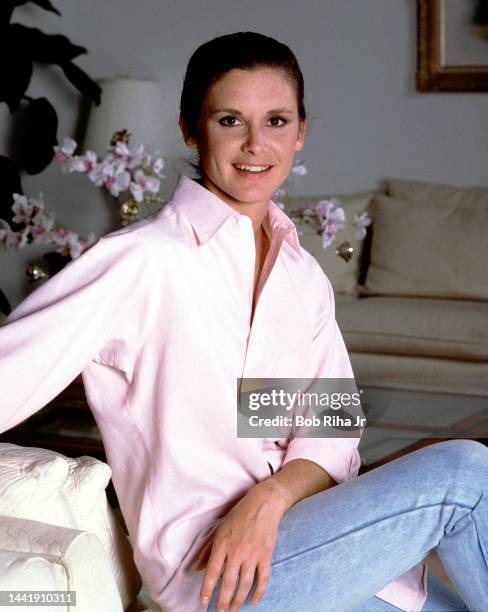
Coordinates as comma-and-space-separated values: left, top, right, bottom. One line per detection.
0, 230, 150, 434
281, 261, 363, 484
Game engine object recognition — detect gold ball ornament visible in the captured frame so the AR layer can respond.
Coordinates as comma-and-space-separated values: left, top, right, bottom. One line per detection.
120, 199, 140, 221
26, 264, 47, 282
335, 241, 354, 262
111, 129, 131, 146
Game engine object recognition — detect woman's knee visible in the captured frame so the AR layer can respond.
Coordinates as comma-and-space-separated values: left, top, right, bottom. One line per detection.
425, 439, 488, 476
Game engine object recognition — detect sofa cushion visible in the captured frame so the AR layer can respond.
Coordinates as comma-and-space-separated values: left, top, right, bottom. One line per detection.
386, 178, 488, 210
347, 352, 488, 397
0, 445, 77, 528
335, 294, 488, 361
360, 191, 488, 300
285, 191, 376, 294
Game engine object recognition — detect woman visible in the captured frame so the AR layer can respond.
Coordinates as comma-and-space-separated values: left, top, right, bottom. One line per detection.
0, 31, 485, 612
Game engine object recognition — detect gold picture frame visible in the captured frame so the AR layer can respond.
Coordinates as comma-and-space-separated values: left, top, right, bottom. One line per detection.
417, 0, 488, 91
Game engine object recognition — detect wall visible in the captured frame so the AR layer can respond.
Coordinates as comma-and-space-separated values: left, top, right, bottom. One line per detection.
1, 0, 487, 307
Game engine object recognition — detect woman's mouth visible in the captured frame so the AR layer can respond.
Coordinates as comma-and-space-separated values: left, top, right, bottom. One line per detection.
233, 164, 273, 177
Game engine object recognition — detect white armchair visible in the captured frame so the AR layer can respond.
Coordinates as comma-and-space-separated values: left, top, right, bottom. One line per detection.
0, 443, 159, 612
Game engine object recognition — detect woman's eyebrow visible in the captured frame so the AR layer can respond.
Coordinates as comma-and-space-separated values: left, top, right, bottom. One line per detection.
210, 107, 294, 115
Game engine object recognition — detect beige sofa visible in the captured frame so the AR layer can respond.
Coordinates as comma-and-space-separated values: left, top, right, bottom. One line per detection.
286, 178, 488, 464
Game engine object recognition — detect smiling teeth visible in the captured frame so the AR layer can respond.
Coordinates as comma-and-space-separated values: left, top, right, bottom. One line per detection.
234, 164, 271, 172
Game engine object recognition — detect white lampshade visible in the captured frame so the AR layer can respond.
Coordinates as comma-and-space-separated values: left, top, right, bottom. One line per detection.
82, 78, 164, 154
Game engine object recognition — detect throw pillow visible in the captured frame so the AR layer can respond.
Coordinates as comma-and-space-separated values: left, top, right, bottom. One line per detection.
386, 178, 488, 209
0, 443, 77, 528
360, 192, 488, 300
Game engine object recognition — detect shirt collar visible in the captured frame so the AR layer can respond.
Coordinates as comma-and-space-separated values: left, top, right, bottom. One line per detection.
166, 174, 304, 259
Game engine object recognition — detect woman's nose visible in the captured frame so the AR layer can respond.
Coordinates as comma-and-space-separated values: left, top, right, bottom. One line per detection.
242, 125, 266, 153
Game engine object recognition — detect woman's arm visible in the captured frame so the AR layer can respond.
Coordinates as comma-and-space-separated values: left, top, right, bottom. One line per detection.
0, 231, 150, 434
192, 458, 336, 611
279, 262, 364, 485
259, 456, 337, 515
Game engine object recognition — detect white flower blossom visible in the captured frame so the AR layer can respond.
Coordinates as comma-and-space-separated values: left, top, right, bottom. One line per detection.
53, 137, 78, 173
291, 163, 307, 176
354, 211, 372, 240
11, 194, 32, 224
1, 135, 167, 265
91, 161, 131, 197
146, 155, 165, 177
70, 151, 98, 174
9, 226, 30, 250
130, 170, 161, 203
115, 139, 145, 169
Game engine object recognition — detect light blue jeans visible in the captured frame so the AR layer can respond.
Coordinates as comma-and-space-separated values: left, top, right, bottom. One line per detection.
208, 439, 488, 611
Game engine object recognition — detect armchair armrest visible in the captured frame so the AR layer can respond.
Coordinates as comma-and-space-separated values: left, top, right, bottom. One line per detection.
0, 516, 124, 612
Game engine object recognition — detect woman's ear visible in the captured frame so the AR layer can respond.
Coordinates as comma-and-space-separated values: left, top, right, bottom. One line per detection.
179, 115, 199, 149
294, 118, 307, 152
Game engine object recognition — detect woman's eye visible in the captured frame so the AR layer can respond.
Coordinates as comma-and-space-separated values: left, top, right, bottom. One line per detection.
269, 116, 287, 127
219, 116, 240, 127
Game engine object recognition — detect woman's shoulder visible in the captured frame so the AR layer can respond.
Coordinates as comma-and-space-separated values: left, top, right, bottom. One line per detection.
99, 205, 187, 260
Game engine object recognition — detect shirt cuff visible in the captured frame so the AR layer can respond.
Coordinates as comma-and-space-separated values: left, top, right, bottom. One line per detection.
281, 438, 361, 484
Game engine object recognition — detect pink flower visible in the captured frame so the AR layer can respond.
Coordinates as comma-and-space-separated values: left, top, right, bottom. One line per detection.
130, 170, 160, 203
91, 161, 131, 197
291, 163, 307, 177
354, 211, 372, 240
149, 156, 165, 177
71, 151, 98, 174
78, 231, 97, 256
31, 211, 55, 244
315, 199, 333, 216
53, 137, 77, 173
316, 199, 346, 249
52, 230, 95, 259
11, 194, 32, 224
303, 201, 316, 211
115, 140, 145, 169
143, 154, 165, 178
50, 227, 70, 245
48, 227, 80, 258
30, 223, 48, 239
65, 231, 84, 259
7, 226, 30, 250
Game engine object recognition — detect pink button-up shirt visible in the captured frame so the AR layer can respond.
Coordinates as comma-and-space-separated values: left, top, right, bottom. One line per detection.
0, 174, 427, 611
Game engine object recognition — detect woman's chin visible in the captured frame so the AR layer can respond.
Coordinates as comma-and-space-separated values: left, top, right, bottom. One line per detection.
204, 174, 283, 205
228, 186, 278, 204
225, 178, 284, 201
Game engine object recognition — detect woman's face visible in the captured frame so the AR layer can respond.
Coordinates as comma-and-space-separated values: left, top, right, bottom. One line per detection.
180, 67, 306, 210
